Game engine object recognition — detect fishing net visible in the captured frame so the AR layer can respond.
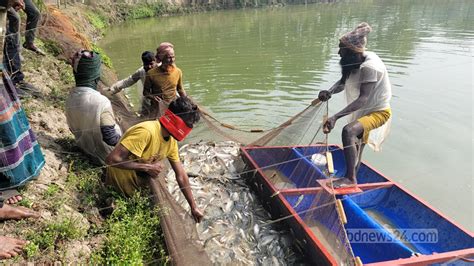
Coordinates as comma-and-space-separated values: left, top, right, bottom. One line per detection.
191, 98, 326, 147
24, 5, 356, 263
104, 77, 358, 264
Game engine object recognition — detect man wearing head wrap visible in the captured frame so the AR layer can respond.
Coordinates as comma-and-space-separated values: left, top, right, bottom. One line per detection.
107, 51, 157, 95
318, 22, 392, 188
65, 50, 122, 165
143, 42, 187, 119
105, 97, 203, 222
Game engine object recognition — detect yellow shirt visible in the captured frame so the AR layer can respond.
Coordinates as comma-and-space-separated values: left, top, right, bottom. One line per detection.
144, 66, 185, 104
105, 121, 179, 196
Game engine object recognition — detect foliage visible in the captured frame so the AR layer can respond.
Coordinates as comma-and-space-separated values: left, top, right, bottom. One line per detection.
91, 43, 113, 69
66, 159, 103, 207
125, 2, 193, 20
18, 197, 33, 208
59, 66, 75, 85
44, 184, 60, 198
129, 4, 156, 19
33, 0, 47, 12
47, 86, 67, 110
86, 11, 108, 32
24, 242, 40, 258
41, 39, 63, 57
92, 193, 169, 265
26, 218, 86, 252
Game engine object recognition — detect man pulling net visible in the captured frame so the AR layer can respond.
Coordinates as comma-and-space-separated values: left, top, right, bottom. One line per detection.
318, 22, 392, 188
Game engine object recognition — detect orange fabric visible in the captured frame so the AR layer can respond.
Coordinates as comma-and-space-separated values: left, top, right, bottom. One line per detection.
145, 66, 185, 104
0, 101, 21, 122
357, 108, 391, 143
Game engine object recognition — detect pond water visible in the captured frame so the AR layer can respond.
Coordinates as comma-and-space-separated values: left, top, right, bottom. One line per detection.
99, 0, 473, 230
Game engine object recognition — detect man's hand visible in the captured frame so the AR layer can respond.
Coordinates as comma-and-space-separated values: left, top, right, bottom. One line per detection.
105, 84, 121, 95
11, 0, 25, 10
323, 116, 336, 134
145, 161, 163, 178
191, 207, 204, 223
318, 90, 332, 102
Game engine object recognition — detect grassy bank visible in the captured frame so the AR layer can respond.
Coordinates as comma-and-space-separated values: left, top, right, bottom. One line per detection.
1, 3, 170, 264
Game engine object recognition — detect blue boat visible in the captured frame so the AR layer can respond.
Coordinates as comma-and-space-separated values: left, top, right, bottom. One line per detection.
240, 145, 474, 265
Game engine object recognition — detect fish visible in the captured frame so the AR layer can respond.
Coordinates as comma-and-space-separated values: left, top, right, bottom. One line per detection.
293, 194, 305, 208
165, 142, 300, 264
253, 224, 260, 237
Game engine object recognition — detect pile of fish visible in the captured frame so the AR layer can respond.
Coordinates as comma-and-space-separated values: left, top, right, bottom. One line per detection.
165, 141, 300, 265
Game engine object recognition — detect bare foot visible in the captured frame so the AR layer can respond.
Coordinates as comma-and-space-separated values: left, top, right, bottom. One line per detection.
0, 190, 23, 204
0, 204, 39, 220
0, 236, 26, 260
5, 195, 22, 204
332, 178, 357, 189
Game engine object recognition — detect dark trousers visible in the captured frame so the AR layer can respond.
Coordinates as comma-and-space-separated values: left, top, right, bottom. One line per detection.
3, 0, 40, 84
24, 0, 41, 45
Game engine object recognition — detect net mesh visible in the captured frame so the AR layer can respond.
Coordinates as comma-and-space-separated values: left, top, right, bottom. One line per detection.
0, 3, 357, 265
106, 85, 356, 264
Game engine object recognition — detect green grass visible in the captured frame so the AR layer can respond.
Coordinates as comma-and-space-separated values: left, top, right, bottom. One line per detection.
91, 43, 113, 69
92, 193, 169, 265
125, 2, 194, 20
26, 218, 87, 253
24, 242, 40, 258
47, 86, 67, 110
129, 5, 156, 19
41, 39, 63, 57
59, 66, 75, 85
33, 0, 47, 12
86, 12, 108, 32
44, 184, 60, 198
66, 159, 103, 207
18, 197, 34, 208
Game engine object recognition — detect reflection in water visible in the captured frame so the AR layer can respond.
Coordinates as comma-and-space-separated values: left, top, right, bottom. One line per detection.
100, 0, 473, 229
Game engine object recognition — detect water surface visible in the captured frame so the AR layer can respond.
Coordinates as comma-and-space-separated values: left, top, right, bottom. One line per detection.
100, 0, 473, 230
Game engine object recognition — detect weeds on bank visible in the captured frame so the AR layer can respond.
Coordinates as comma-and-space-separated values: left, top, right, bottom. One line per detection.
48, 86, 67, 110
64, 156, 169, 263
43, 183, 60, 198
86, 11, 108, 33
24, 217, 87, 259
129, 4, 156, 19
126, 3, 191, 20
66, 158, 103, 207
33, 0, 47, 12
92, 193, 169, 265
91, 43, 113, 69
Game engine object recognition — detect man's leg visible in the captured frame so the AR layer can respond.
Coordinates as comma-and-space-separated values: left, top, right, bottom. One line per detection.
23, 0, 43, 56
355, 141, 366, 174
340, 121, 364, 183
4, 8, 24, 85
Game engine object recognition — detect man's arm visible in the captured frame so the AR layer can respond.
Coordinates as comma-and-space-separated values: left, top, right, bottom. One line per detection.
109, 69, 143, 94
100, 108, 121, 146
318, 79, 345, 101
105, 144, 162, 176
323, 81, 376, 133
169, 159, 203, 222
